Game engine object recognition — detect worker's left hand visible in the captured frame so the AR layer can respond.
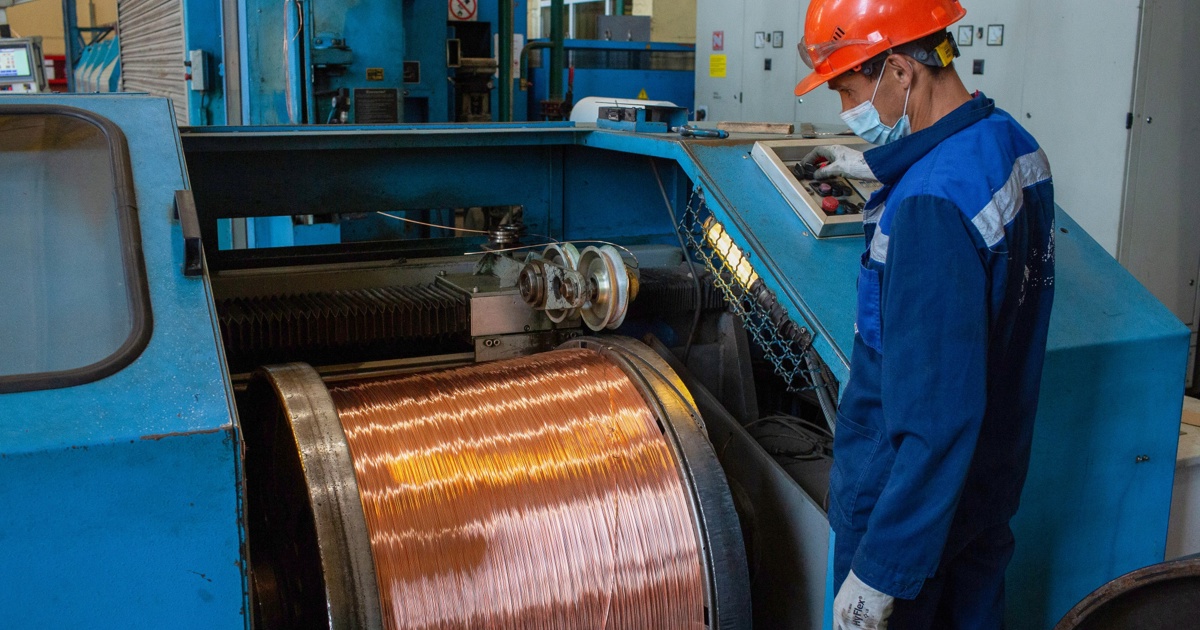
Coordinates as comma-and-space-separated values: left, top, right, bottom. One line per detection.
833, 570, 895, 630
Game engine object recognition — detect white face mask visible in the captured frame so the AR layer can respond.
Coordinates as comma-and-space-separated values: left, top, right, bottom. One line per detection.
841, 67, 912, 145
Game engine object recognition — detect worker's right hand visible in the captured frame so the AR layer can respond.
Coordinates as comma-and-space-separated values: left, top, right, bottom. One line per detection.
803, 145, 877, 181
833, 570, 895, 630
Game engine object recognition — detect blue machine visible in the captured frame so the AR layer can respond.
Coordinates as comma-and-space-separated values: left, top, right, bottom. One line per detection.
526, 39, 697, 118
0, 93, 1188, 629
55, 0, 531, 125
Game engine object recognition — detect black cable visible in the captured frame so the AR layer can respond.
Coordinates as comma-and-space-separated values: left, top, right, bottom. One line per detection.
649, 158, 702, 364
744, 414, 833, 462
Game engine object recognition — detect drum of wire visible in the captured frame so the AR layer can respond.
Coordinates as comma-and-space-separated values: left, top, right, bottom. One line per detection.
327, 348, 706, 630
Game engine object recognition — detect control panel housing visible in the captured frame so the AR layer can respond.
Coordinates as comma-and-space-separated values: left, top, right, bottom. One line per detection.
751, 138, 881, 238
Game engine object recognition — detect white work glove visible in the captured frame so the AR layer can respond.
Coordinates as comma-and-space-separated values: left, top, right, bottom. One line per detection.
803, 145, 878, 181
833, 570, 895, 630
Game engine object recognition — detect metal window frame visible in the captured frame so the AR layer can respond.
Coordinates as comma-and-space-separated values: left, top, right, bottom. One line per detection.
0, 104, 153, 394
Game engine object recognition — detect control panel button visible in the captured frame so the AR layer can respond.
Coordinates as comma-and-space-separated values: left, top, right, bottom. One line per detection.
822, 196, 840, 215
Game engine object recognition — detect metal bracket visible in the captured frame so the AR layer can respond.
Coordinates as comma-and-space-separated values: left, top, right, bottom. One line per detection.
174, 190, 204, 277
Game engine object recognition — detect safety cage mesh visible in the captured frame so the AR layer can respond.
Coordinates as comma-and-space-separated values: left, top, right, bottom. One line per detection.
679, 186, 839, 399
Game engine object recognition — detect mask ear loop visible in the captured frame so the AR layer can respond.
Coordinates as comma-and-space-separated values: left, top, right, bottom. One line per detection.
868, 66, 886, 103
876, 57, 913, 123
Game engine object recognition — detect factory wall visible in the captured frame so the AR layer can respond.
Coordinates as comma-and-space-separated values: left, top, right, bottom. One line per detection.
632, 0, 696, 44
7, 0, 118, 56
527, 0, 696, 43
956, 0, 1141, 256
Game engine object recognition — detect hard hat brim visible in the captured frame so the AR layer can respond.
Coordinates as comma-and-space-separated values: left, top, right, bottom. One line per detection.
795, 70, 835, 97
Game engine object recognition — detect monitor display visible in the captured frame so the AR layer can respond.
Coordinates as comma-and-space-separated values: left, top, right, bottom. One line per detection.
0, 45, 33, 80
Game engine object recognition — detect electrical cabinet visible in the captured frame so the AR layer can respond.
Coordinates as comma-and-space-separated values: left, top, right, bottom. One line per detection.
694, 0, 842, 125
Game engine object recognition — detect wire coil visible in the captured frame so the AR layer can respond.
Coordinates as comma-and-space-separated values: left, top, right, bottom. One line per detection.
329, 349, 705, 629
243, 340, 750, 630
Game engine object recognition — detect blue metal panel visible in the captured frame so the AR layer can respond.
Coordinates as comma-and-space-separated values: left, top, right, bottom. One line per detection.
1007, 211, 1191, 628
478, 0, 529, 122
321, 0, 405, 124
0, 94, 247, 627
239, 0, 291, 123
401, 0, 451, 122
527, 40, 696, 118
183, 0, 226, 124
561, 145, 682, 244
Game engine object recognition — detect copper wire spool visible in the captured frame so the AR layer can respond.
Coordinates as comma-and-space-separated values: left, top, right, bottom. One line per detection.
242, 337, 749, 630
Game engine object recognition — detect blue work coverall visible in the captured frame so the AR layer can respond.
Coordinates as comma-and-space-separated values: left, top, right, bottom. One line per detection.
830, 93, 1056, 628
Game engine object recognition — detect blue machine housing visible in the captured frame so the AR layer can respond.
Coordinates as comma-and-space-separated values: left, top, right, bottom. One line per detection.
0, 93, 1187, 629
527, 39, 697, 117
0, 95, 247, 627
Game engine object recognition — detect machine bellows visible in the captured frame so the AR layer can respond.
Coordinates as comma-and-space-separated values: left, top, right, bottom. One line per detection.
218, 284, 471, 372
242, 337, 749, 630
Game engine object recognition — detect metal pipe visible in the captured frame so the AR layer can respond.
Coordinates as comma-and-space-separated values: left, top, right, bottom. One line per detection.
283, 0, 304, 124
518, 41, 551, 91
60, 0, 80, 91
549, 0, 565, 100
498, 0, 513, 121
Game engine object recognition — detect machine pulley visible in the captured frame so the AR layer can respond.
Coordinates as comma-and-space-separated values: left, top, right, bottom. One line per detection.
518, 243, 638, 331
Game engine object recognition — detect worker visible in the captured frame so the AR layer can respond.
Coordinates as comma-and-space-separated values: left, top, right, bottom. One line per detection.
795, 1, 1056, 628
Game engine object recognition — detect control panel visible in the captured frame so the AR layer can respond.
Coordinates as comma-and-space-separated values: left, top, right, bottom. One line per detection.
751, 138, 881, 238
0, 37, 47, 94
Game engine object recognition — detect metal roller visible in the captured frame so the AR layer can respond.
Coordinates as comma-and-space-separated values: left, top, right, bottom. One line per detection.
578, 245, 634, 331
541, 242, 581, 324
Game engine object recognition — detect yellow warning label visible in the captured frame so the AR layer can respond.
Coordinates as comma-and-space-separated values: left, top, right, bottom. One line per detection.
637, 88, 649, 100
366, 68, 384, 81
709, 54, 727, 78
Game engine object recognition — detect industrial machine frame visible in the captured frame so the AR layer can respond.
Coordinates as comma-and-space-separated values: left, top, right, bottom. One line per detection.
0, 94, 1190, 630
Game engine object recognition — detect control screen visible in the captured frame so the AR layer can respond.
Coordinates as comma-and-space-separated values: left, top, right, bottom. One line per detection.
0, 46, 33, 79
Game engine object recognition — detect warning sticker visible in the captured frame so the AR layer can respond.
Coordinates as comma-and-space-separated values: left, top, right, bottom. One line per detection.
712, 31, 724, 51
366, 67, 384, 81
709, 54, 727, 78
449, 0, 477, 21
637, 88, 648, 100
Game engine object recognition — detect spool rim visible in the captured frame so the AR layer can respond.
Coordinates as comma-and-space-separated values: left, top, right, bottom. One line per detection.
244, 363, 382, 630
556, 336, 751, 630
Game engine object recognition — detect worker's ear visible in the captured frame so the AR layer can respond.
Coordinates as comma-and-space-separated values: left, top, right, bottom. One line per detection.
886, 55, 916, 90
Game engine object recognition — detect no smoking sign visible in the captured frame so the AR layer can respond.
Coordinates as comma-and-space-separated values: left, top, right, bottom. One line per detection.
449, 0, 477, 21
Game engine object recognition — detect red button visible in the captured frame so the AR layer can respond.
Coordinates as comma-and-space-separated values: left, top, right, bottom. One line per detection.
822, 196, 840, 215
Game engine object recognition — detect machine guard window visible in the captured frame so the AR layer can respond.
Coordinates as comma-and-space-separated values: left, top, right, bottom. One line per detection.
0, 105, 152, 393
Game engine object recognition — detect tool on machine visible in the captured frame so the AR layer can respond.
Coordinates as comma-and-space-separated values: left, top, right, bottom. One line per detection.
596, 103, 688, 133
678, 125, 730, 139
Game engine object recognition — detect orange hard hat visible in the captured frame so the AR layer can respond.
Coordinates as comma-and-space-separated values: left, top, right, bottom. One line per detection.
795, 0, 967, 96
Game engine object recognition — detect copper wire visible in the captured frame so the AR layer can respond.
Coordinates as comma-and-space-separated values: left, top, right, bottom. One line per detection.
328, 349, 705, 630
